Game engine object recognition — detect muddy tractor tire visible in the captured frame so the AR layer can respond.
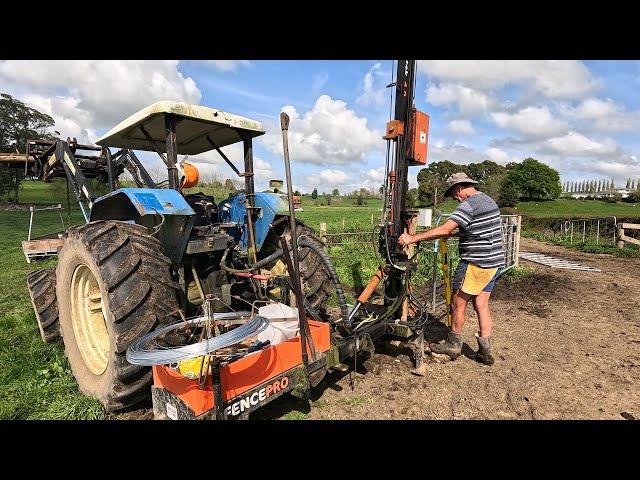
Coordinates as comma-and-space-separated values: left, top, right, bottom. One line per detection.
27, 267, 60, 343
297, 228, 334, 312
56, 220, 180, 412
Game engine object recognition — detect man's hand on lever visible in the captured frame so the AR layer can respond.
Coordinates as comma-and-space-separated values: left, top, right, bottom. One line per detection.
397, 219, 460, 248
398, 233, 416, 247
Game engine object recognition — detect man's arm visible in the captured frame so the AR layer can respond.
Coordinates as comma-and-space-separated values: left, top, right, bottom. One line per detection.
398, 219, 459, 247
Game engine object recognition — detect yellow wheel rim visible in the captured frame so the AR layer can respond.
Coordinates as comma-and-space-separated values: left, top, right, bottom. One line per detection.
70, 264, 109, 375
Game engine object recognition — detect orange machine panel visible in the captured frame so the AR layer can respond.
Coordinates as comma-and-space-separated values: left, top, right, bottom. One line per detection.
152, 320, 331, 417
407, 110, 429, 166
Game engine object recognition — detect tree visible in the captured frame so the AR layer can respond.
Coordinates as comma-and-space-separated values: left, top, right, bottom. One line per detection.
1, 93, 58, 203
467, 160, 507, 186
503, 157, 561, 200
223, 178, 235, 190
332, 188, 339, 196
597, 180, 602, 192
626, 178, 631, 189
293, 190, 301, 196
311, 188, 318, 199
498, 178, 519, 208
406, 188, 418, 207
0, 93, 57, 152
611, 178, 615, 190
632, 179, 636, 190
0, 166, 22, 202
482, 170, 507, 202
417, 160, 467, 206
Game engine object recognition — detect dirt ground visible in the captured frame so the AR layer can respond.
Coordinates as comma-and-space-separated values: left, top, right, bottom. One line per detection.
256, 237, 640, 420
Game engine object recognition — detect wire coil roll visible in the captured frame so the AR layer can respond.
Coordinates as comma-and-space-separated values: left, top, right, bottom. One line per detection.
126, 312, 268, 366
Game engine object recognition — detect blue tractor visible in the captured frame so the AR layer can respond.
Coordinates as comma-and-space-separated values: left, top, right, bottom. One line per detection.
25, 102, 347, 411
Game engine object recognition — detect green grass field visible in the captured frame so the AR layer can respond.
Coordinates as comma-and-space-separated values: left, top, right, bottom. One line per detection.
509, 198, 640, 218
1, 181, 637, 419
0, 182, 105, 419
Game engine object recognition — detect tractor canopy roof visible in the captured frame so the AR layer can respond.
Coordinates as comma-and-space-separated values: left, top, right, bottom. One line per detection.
96, 101, 265, 154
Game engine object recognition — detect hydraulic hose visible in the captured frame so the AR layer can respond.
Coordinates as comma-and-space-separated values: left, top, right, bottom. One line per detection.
220, 243, 293, 274
219, 234, 350, 326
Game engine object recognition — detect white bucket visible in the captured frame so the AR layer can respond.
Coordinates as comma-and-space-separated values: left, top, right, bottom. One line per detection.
257, 303, 300, 345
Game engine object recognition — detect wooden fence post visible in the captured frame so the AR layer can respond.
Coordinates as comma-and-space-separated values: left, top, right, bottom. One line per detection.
617, 223, 624, 249
320, 222, 327, 246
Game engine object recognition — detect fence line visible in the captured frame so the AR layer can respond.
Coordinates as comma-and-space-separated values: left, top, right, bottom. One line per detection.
529, 216, 618, 246
318, 215, 521, 272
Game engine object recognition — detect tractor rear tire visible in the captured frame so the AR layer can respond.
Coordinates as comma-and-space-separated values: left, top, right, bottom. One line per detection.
56, 220, 180, 412
261, 224, 336, 319
27, 267, 59, 343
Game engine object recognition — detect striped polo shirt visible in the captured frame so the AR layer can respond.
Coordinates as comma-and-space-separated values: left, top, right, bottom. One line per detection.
449, 192, 505, 268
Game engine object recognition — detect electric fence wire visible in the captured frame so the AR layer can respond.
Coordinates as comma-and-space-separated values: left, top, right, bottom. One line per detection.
126, 311, 266, 366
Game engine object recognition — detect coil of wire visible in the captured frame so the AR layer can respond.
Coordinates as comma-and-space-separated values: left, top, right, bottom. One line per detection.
126, 312, 269, 366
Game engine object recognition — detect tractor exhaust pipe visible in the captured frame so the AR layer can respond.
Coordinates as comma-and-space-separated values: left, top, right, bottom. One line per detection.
279, 112, 322, 388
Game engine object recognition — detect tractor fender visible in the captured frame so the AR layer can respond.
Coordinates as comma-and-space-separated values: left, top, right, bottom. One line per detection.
90, 188, 195, 264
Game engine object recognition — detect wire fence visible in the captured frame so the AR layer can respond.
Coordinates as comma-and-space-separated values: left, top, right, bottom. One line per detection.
319, 215, 521, 272
523, 216, 618, 247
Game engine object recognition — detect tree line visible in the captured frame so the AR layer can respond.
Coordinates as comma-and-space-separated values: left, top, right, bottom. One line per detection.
415, 157, 561, 208
562, 178, 638, 193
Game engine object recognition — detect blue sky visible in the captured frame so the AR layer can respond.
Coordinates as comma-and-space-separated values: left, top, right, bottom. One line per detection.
2, 60, 639, 193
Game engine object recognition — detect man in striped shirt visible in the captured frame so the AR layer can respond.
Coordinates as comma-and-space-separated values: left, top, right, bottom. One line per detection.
398, 172, 504, 365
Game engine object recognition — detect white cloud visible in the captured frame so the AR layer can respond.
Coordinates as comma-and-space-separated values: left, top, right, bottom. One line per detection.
315, 168, 350, 185
418, 60, 598, 99
253, 157, 275, 184
428, 141, 487, 165
426, 83, 495, 115
0, 60, 201, 137
364, 167, 385, 183
20, 93, 97, 142
491, 106, 568, 137
356, 63, 387, 109
446, 119, 475, 134
262, 95, 382, 165
572, 97, 618, 119
303, 166, 389, 193
199, 60, 250, 72
484, 147, 518, 165
543, 132, 618, 156
558, 97, 639, 132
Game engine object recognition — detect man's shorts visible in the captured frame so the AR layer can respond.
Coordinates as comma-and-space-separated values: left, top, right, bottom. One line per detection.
452, 260, 502, 294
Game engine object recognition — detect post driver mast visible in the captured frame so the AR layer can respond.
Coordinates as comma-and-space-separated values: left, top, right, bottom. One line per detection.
349, 60, 429, 326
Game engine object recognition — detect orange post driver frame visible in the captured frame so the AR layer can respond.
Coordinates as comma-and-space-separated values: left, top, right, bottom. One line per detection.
152, 320, 331, 417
